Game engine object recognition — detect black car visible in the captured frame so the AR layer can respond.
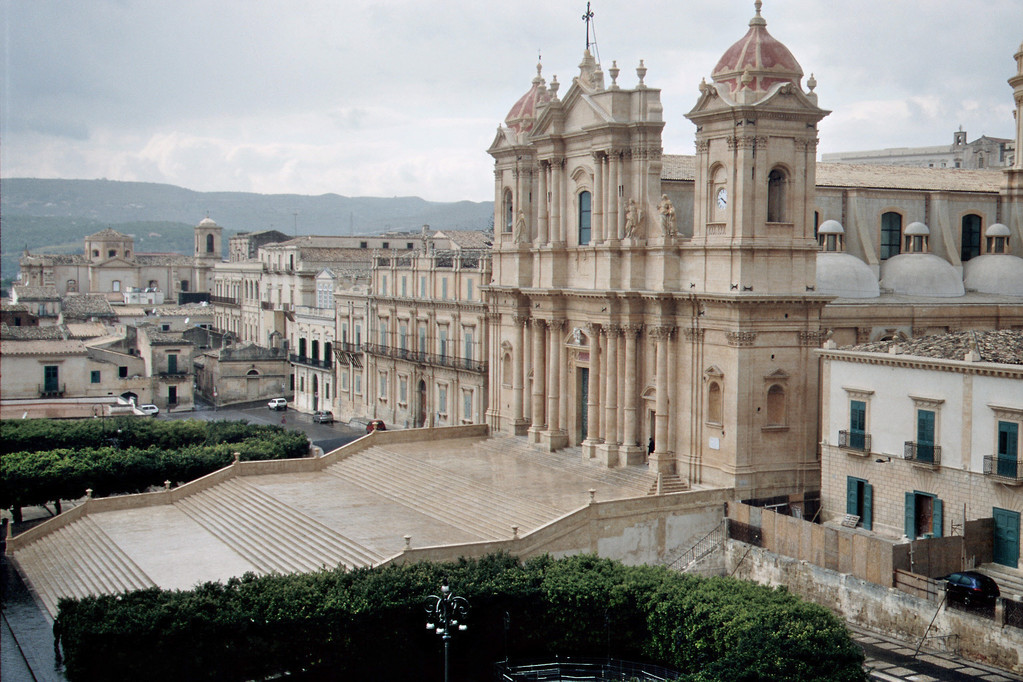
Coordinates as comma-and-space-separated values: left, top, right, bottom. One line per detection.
939, 571, 1000, 606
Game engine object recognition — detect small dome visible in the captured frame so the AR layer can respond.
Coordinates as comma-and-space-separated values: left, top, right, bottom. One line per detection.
904, 221, 929, 236
964, 254, 1023, 296
816, 252, 880, 299
987, 223, 1011, 237
505, 62, 550, 134
199, 218, 218, 228
712, 1, 803, 95
880, 253, 965, 297
818, 219, 844, 235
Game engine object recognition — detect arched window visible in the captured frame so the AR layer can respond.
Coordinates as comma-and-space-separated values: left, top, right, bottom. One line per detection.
148, 280, 158, 289
767, 168, 787, 222
206, 233, 215, 253
112, 280, 121, 292
504, 190, 514, 233
502, 353, 513, 387
960, 214, 982, 262
246, 369, 259, 376
880, 212, 902, 260
578, 191, 592, 245
707, 381, 723, 424
767, 384, 785, 425
108, 249, 117, 258
66, 279, 77, 293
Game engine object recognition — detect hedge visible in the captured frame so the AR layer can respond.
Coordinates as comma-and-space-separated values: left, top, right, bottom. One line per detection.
0, 418, 309, 515
55, 553, 866, 682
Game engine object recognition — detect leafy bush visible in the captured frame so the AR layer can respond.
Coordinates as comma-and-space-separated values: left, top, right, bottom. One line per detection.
0, 419, 308, 513
55, 554, 865, 682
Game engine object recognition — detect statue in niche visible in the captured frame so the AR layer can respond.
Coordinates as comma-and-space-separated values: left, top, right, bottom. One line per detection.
624, 199, 643, 238
513, 209, 528, 243
658, 194, 677, 235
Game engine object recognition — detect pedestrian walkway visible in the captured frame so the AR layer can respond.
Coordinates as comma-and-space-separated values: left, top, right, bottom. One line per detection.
850, 625, 1021, 681
1, 555, 66, 682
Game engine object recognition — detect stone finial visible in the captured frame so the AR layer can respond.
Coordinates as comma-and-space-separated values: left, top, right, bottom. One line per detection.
807, 72, 817, 92
403, 535, 412, 551
86, 488, 93, 499
609, 60, 620, 89
549, 75, 560, 99
588, 488, 597, 504
636, 59, 647, 87
233, 451, 241, 464
164, 480, 171, 491
511, 525, 519, 539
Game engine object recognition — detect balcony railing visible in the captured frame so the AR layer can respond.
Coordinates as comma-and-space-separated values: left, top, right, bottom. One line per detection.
904, 441, 941, 467
983, 455, 1023, 484
210, 295, 239, 307
289, 353, 334, 370
39, 384, 66, 398
361, 342, 487, 373
157, 370, 190, 378
838, 430, 871, 454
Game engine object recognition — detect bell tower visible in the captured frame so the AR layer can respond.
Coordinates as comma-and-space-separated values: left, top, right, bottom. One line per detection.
686, 0, 829, 296
193, 217, 223, 294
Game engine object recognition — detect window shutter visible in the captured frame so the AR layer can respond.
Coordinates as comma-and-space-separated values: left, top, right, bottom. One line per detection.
863, 483, 873, 531
846, 477, 858, 515
917, 410, 934, 445
904, 492, 916, 539
932, 498, 943, 538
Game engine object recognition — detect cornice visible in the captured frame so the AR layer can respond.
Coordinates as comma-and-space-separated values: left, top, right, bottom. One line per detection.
817, 349, 1023, 379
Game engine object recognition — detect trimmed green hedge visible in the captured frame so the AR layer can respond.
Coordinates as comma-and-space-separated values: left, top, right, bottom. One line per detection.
55, 553, 866, 682
0, 418, 308, 514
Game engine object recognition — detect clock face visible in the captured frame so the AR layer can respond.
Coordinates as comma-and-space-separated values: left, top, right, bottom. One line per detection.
716, 187, 728, 209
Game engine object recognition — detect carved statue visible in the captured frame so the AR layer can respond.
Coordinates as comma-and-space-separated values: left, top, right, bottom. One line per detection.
657, 194, 676, 235
513, 209, 528, 243
624, 198, 643, 238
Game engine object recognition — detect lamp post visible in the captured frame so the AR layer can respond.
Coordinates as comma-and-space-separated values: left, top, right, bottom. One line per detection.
425, 578, 469, 682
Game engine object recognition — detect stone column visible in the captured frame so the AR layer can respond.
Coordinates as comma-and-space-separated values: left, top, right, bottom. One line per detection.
598, 325, 620, 466
592, 152, 604, 244
650, 325, 675, 474
620, 324, 644, 464
529, 319, 547, 441
583, 323, 602, 458
610, 152, 621, 241
541, 319, 567, 451
551, 159, 563, 243
538, 162, 549, 245
512, 315, 527, 433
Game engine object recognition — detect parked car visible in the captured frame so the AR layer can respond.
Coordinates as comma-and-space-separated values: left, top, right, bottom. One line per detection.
313, 410, 334, 424
268, 398, 287, 411
939, 571, 1000, 606
366, 419, 386, 433
138, 404, 159, 416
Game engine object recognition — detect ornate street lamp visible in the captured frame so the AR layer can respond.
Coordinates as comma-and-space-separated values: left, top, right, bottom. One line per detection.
424, 578, 470, 682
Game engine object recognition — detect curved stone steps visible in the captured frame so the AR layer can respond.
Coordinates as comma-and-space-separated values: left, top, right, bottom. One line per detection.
13, 516, 155, 617
328, 446, 561, 540
174, 478, 382, 575
477, 436, 655, 495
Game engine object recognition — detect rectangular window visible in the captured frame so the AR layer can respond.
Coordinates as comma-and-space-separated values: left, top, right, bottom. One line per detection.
167, 354, 178, 374
463, 391, 472, 422
91, 370, 101, 384
400, 377, 407, 404
341, 371, 349, 391
997, 421, 1019, 478
382, 242, 389, 249
419, 327, 427, 356
379, 321, 388, 346
849, 400, 866, 449
916, 409, 935, 462
379, 372, 388, 399
905, 491, 942, 539
442, 278, 448, 300
168, 386, 177, 405
43, 365, 59, 393
381, 275, 388, 296
464, 330, 473, 362
354, 374, 362, 395
355, 325, 362, 347
578, 191, 592, 245
341, 323, 349, 345
467, 279, 474, 301
401, 276, 407, 297
439, 328, 448, 358
400, 325, 408, 351
420, 276, 427, 299
439, 385, 447, 415
845, 476, 872, 530
880, 212, 902, 260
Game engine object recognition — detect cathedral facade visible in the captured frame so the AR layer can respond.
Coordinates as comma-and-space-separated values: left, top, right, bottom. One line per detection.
485, 3, 1023, 501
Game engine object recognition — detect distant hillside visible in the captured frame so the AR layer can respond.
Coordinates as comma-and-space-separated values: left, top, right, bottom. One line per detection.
1, 178, 495, 280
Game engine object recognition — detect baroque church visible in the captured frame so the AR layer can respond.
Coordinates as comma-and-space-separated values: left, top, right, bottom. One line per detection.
485, 1, 1023, 501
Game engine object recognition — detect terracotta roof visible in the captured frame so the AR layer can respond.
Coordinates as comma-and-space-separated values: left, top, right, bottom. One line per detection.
1, 324, 70, 341
842, 329, 1023, 365
115, 306, 151, 317
815, 163, 1001, 193
661, 155, 696, 181
135, 253, 196, 266
87, 228, 132, 240
0, 338, 88, 355
65, 322, 110, 339
20, 253, 89, 265
139, 327, 194, 346
12, 285, 61, 301
1, 301, 29, 312
435, 230, 493, 249
62, 294, 116, 318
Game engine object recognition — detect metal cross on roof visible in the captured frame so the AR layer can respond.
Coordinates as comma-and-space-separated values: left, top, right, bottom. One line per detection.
582, 2, 594, 51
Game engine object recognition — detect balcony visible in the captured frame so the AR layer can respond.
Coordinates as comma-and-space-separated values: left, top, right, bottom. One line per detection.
361, 342, 487, 373
838, 430, 871, 455
904, 441, 941, 468
289, 353, 334, 371
210, 295, 239, 307
983, 455, 1023, 484
157, 370, 190, 378
39, 384, 66, 398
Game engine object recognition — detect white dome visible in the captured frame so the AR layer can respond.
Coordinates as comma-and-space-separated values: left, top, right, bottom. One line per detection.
987, 223, 1011, 237
880, 253, 964, 297
198, 217, 219, 227
818, 219, 844, 235
904, 221, 929, 236
963, 254, 1023, 295
816, 252, 879, 298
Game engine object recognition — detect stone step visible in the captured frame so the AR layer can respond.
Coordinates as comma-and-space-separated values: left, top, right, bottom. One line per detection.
977, 563, 1023, 600
647, 474, 689, 495
175, 478, 381, 574
329, 445, 560, 540
13, 516, 155, 617
476, 436, 655, 495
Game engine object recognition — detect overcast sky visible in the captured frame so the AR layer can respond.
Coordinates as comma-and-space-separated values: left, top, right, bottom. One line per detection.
2, 1, 1020, 202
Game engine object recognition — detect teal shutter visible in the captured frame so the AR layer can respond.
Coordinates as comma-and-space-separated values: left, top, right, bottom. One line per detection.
846, 477, 858, 515
917, 410, 935, 461
904, 492, 916, 539
850, 401, 866, 449
932, 498, 943, 538
863, 484, 873, 531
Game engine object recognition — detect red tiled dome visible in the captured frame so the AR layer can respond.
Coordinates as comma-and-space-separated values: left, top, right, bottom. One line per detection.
505, 63, 550, 133
712, 1, 802, 95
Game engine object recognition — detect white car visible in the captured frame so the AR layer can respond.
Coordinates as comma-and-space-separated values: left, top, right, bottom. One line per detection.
138, 404, 159, 416
268, 398, 287, 411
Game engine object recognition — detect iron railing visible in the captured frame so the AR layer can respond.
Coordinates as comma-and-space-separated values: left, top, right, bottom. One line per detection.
289, 353, 334, 370
38, 384, 66, 398
904, 441, 941, 467
209, 295, 238, 307
983, 455, 1022, 483
838, 430, 871, 453
665, 521, 724, 573
362, 342, 487, 373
